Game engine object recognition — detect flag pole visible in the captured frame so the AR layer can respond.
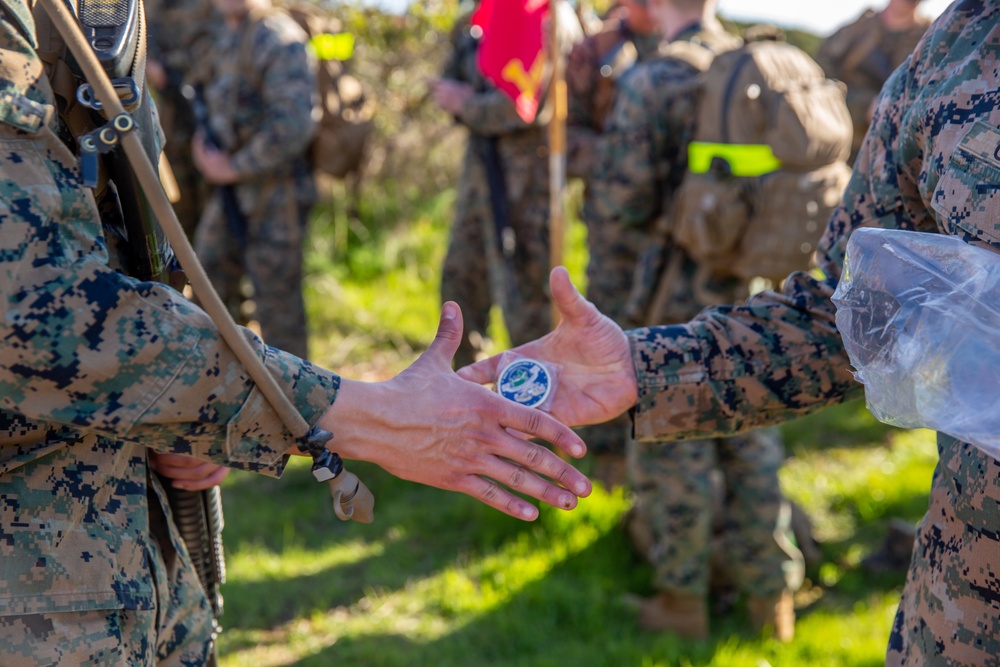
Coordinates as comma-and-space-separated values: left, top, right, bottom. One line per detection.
547, 0, 567, 328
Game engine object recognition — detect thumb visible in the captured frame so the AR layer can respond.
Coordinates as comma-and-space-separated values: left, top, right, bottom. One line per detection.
424, 301, 464, 369
550, 266, 595, 325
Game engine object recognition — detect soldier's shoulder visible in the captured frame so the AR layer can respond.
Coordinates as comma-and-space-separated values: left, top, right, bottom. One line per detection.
691, 25, 741, 55
825, 8, 879, 44
253, 8, 309, 49
569, 20, 623, 64
647, 39, 713, 76
619, 52, 700, 102
848, 8, 880, 30
910, 0, 999, 73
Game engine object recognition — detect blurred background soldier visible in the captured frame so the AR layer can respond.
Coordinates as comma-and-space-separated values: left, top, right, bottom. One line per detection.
815, 0, 930, 164
431, 4, 582, 369
144, 0, 217, 240
585, 0, 807, 641
191, 0, 318, 359
565, 0, 659, 489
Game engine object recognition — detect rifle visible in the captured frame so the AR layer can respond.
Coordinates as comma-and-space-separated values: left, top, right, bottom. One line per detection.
62, 0, 227, 662
182, 82, 248, 247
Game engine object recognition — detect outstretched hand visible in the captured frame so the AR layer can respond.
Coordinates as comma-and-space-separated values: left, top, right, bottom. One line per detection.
458, 267, 638, 428
317, 300, 592, 521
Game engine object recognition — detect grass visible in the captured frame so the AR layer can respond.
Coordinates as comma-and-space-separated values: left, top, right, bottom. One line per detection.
216, 187, 938, 666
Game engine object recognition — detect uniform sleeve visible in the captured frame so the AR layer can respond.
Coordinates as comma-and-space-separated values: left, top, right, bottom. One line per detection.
627, 57, 930, 442
229, 33, 318, 178
0, 119, 338, 475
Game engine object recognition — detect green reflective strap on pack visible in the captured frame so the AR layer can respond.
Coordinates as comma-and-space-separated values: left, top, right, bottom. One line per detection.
687, 141, 782, 177
309, 32, 354, 61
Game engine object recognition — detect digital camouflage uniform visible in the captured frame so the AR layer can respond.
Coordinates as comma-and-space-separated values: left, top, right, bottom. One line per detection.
440, 11, 581, 369
0, 2, 340, 663
565, 12, 660, 183
627, 3, 1000, 663
815, 7, 930, 163
586, 21, 803, 603
565, 15, 658, 473
144, 0, 217, 239
193, 7, 317, 360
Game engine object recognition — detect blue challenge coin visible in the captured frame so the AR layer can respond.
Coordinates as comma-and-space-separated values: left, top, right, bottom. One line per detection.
497, 358, 551, 409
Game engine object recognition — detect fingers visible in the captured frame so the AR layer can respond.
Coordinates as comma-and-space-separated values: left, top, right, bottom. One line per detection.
500, 400, 587, 460
453, 434, 592, 520
150, 453, 231, 490
456, 355, 500, 385
422, 301, 463, 369
475, 405, 592, 515
170, 466, 230, 491
490, 434, 591, 502
458, 476, 540, 520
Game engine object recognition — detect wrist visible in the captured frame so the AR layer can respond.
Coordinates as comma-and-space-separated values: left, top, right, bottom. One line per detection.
315, 379, 386, 463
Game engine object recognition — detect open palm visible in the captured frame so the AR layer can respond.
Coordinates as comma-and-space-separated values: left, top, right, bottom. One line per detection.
458, 267, 638, 427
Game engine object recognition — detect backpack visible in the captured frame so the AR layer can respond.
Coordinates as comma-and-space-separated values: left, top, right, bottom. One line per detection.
286, 4, 375, 178
279, 3, 375, 181
669, 37, 853, 285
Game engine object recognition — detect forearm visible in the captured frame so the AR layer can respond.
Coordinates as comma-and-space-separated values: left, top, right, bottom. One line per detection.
628, 271, 860, 441
0, 253, 338, 473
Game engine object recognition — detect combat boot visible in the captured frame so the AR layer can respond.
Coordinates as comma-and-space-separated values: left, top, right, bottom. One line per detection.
747, 590, 795, 643
634, 591, 709, 639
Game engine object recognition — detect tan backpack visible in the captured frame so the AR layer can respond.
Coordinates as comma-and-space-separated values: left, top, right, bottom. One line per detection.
671, 38, 853, 285
239, 5, 375, 181
283, 3, 375, 181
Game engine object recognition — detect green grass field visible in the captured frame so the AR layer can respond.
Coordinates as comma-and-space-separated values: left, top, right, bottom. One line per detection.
215, 188, 938, 666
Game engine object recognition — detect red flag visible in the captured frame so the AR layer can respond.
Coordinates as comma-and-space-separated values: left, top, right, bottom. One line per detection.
472, 0, 549, 123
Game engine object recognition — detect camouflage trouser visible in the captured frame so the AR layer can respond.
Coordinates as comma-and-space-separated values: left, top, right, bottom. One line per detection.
441, 149, 551, 369
0, 483, 214, 667
627, 428, 804, 598
195, 178, 311, 359
886, 434, 1000, 665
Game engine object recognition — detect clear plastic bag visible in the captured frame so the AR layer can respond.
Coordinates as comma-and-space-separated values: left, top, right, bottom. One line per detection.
832, 228, 1000, 458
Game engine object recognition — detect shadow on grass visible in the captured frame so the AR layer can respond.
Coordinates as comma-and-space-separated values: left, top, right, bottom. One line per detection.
217, 457, 925, 666
244, 525, 894, 667
219, 459, 541, 630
